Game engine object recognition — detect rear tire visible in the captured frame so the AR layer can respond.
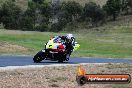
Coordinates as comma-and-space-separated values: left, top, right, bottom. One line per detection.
58, 59, 64, 63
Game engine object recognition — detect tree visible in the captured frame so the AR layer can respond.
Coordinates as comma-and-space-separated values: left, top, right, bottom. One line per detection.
125, 0, 132, 14
61, 1, 82, 22
50, 0, 62, 16
19, 1, 36, 31
19, 0, 51, 31
103, 0, 121, 21
40, 1, 52, 21
50, 1, 83, 31
51, 11, 68, 32
83, 2, 106, 26
36, 1, 51, 31
120, 0, 132, 14
0, 7, 2, 23
19, 15, 34, 31
1, 0, 22, 29
32, 0, 44, 4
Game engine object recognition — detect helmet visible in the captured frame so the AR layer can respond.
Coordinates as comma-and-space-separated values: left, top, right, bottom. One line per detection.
66, 34, 74, 40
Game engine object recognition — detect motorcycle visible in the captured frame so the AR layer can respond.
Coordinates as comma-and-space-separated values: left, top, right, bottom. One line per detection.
33, 36, 80, 63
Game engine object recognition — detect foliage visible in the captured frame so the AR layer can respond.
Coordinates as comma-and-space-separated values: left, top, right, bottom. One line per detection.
0, 0, 22, 29
83, 2, 106, 26
0, 0, 131, 32
127, 0, 132, 14
32, 0, 44, 4
19, 1, 36, 31
61, 1, 82, 22
103, 0, 121, 21
126, 0, 132, 9
19, 14, 34, 31
51, 10, 69, 32
19, 0, 51, 31
51, 1, 82, 31
122, 0, 132, 14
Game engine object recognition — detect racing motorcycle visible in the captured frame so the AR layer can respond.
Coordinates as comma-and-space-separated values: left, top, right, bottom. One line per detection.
33, 36, 80, 63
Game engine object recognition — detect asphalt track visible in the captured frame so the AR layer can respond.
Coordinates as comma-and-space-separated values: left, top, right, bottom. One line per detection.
0, 56, 132, 67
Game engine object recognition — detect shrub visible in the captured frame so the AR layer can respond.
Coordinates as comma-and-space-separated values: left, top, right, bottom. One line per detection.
35, 23, 49, 32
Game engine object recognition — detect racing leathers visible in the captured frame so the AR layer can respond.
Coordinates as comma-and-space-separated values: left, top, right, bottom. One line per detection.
60, 36, 75, 55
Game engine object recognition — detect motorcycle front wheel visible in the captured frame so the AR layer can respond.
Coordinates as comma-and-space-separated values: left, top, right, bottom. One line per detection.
33, 51, 44, 63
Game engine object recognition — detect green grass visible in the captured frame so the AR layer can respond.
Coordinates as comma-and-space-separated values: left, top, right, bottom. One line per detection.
0, 28, 132, 58
76, 32, 132, 58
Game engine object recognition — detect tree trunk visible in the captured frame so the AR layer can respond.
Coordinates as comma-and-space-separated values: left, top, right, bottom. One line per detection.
113, 13, 116, 21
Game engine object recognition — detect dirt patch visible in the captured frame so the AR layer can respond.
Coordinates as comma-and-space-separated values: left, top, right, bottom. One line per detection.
0, 63, 131, 88
0, 42, 28, 53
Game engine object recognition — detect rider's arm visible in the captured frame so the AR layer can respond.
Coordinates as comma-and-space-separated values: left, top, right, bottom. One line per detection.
71, 37, 75, 46
59, 36, 67, 42
60, 36, 66, 40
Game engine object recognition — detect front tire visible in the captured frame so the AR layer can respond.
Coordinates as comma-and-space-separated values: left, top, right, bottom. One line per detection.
33, 56, 42, 63
33, 51, 44, 63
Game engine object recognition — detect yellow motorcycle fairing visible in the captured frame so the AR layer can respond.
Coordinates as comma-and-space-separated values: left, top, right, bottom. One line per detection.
46, 37, 62, 49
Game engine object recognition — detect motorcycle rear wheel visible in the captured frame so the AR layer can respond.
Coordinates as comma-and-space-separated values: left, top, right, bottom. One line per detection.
58, 59, 64, 63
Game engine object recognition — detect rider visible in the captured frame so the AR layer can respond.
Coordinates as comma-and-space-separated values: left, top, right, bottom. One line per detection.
60, 34, 75, 55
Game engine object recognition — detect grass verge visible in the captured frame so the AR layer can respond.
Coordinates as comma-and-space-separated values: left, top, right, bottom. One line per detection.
0, 29, 132, 58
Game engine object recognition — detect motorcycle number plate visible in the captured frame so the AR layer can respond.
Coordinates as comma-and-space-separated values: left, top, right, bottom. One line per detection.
42, 50, 45, 52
